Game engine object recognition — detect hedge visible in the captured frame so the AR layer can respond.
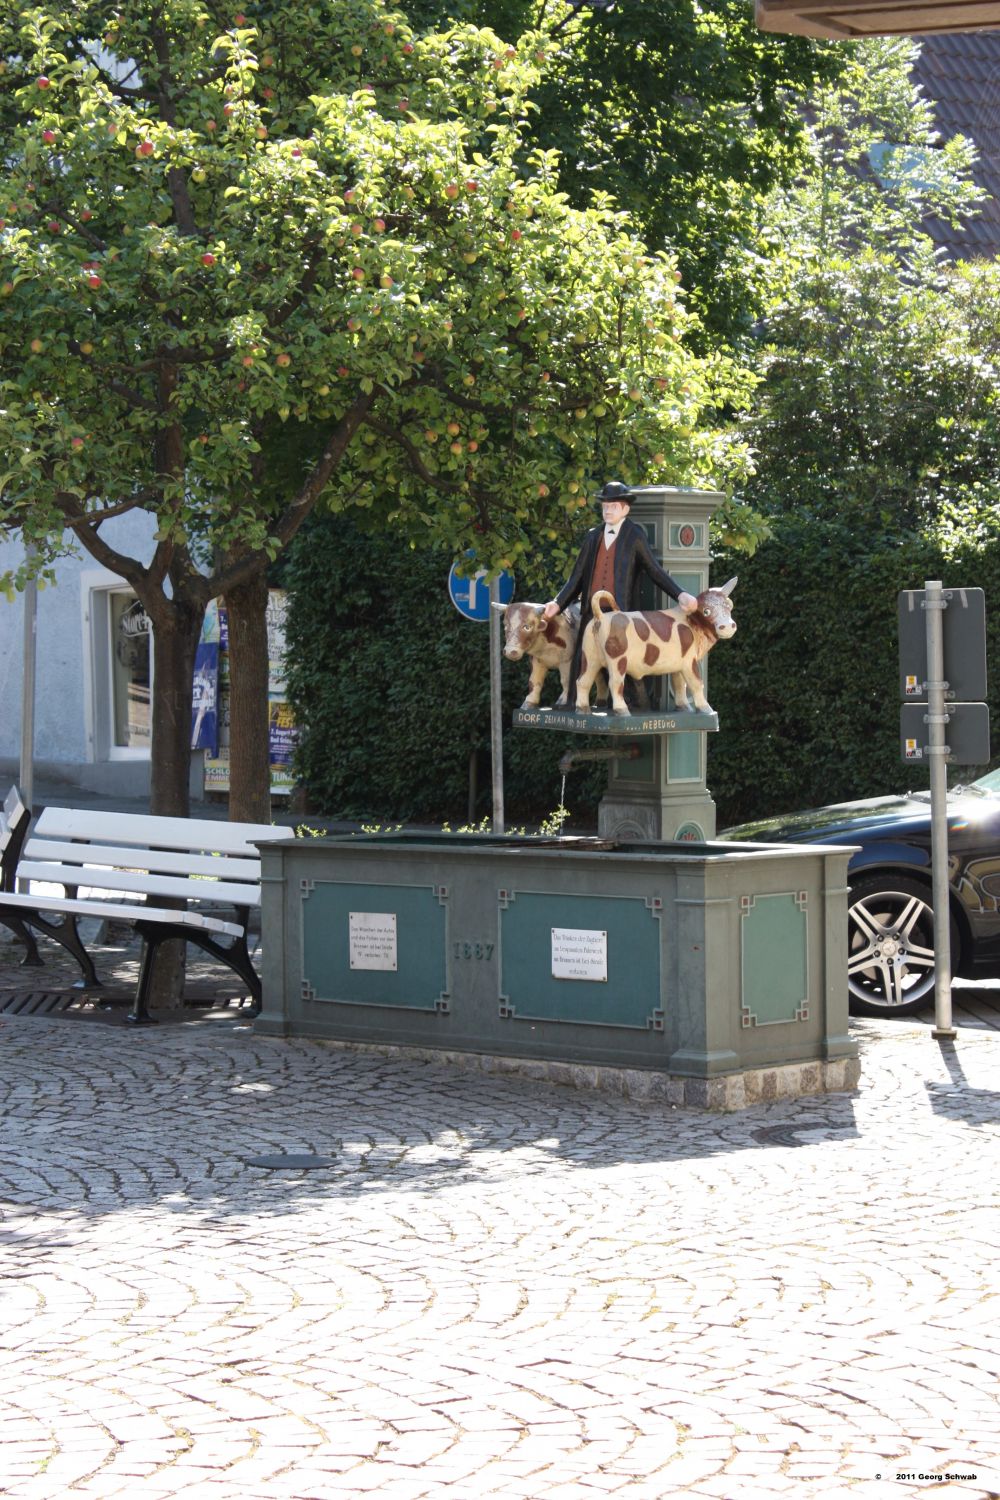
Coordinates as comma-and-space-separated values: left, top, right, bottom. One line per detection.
282, 514, 606, 826
707, 514, 1000, 827
284, 510, 1000, 830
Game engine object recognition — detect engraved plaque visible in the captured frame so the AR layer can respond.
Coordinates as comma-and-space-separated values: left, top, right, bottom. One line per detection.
349, 911, 397, 971
551, 927, 608, 982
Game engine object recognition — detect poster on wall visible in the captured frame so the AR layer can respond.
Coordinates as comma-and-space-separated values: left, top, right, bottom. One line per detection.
268, 699, 296, 794
203, 590, 297, 796
190, 601, 220, 754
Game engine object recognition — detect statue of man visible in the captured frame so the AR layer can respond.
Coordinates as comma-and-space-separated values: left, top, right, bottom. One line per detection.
542, 480, 698, 705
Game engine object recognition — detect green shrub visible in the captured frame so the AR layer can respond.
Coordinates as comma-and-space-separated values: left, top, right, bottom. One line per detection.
708, 514, 1000, 827
283, 515, 606, 825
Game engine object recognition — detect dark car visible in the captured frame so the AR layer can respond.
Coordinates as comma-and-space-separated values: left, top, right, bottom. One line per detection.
722, 768, 1000, 1016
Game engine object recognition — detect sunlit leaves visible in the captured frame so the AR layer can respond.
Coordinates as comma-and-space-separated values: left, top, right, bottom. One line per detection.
0, 0, 758, 586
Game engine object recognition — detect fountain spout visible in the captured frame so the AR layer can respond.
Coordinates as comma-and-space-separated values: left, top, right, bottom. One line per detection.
557, 745, 642, 776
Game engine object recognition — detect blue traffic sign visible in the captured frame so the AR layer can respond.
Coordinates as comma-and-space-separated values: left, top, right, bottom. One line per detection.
448, 560, 515, 621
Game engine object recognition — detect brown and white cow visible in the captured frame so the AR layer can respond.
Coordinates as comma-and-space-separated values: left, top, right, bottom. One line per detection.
576, 580, 737, 716
493, 600, 582, 708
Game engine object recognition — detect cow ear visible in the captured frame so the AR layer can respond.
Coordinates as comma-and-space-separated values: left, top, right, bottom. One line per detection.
717, 577, 737, 596
490, 601, 509, 614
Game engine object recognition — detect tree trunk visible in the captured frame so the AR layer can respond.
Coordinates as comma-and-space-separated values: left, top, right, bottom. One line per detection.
224, 563, 272, 824
145, 597, 203, 1010
149, 598, 203, 818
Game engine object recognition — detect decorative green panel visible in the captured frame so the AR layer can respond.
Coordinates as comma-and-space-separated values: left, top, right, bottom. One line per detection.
499, 891, 662, 1030
675, 571, 703, 596
668, 731, 702, 782
740, 892, 809, 1026
609, 735, 655, 787
668, 521, 707, 553
301, 880, 448, 1012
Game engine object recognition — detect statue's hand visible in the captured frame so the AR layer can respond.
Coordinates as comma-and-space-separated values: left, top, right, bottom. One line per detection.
542, 601, 560, 621
678, 592, 698, 614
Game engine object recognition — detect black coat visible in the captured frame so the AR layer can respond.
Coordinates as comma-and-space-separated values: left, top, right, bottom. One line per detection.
555, 517, 686, 700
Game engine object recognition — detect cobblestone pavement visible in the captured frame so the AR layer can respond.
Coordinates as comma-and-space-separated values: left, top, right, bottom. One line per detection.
0, 933, 998, 1500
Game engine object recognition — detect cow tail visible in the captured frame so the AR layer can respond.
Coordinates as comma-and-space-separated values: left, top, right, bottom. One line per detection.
591, 589, 616, 621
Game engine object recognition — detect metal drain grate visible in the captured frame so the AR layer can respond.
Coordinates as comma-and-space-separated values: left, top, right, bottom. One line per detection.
0, 989, 254, 1017
0, 990, 82, 1016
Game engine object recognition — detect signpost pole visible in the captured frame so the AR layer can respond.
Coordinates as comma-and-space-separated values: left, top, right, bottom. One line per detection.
488, 575, 505, 834
19, 547, 37, 820
924, 580, 956, 1040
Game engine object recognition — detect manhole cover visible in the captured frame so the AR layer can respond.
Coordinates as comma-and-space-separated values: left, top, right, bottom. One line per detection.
246, 1153, 336, 1170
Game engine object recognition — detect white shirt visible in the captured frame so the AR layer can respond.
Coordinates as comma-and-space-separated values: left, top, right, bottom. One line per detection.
603, 525, 620, 546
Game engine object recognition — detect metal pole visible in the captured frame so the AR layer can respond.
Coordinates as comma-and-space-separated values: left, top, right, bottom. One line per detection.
19, 555, 37, 817
924, 579, 956, 1040
488, 575, 505, 833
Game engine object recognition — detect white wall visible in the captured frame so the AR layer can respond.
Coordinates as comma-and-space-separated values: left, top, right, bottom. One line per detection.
0, 512, 160, 779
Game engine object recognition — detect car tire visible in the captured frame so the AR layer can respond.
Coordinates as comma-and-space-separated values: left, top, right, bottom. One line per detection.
847, 873, 958, 1017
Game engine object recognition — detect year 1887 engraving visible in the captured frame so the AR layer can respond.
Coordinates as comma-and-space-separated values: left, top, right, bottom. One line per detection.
452, 941, 495, 961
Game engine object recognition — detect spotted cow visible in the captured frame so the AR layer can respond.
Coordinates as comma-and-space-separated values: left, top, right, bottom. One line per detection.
493, 600, 582, 709
576, 580, 737, 716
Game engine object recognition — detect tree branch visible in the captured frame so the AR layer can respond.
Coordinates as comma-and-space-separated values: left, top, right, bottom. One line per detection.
109, 377, 159, 413
362, 415, 468, 495
361, 414, 497, 529
210, 391, 377, 596
55, 494, 151, 590
166, 166, 199, 237
267, 245, 327, 328
62, 496, 148, 528
66, 42, 150, 100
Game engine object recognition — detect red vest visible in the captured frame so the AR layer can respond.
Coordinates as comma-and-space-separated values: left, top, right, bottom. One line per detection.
590, 534, 617, 603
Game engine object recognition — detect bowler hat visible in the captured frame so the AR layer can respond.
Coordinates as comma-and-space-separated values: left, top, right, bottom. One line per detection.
595, 480, 633, 511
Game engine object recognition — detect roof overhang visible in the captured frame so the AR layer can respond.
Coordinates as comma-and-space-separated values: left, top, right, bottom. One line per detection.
755, 1, 1000, 36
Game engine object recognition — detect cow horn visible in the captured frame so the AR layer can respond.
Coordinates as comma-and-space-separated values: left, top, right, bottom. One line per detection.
490, 601, 509, 614
716, 577, 737, 596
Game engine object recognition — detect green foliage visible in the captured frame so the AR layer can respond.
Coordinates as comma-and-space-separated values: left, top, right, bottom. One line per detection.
759, 36, 981, 289
0, 0, 757, 594
405, 0, 848, 346
708, 510, 1000, 828
746, 253, 1000, 535
702, 39, 1000, 827
283, 511, 606, 823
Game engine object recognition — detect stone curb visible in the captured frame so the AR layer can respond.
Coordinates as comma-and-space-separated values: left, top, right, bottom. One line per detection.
302, 1033, 862, 1110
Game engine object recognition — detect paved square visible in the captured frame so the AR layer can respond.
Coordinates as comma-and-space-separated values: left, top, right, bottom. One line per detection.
1, 1004, 998, 1499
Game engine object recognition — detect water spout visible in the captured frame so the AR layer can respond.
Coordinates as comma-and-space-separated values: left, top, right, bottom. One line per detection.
557, 744, 642, 776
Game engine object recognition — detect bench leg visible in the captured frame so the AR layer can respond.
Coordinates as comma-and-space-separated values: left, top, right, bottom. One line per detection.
10, 911, 101, 988
184, 931, 262, 1014
126, 924, 260, 1025
0, 913, 45, 969
127, 929, 161, 1025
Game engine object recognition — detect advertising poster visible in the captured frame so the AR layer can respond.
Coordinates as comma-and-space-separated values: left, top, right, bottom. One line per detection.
190, 600, 221, 754
203, 591, 296, 796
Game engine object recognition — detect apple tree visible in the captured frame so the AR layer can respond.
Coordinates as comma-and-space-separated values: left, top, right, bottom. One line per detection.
0, 0, 756, 823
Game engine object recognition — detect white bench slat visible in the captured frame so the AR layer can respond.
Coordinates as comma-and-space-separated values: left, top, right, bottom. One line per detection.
18, 861, 261, 907
0, 890, 242, 938
22, 838, 261, 883
4, 787, 28, 823
1, 788, 28, 853
33, 806, 285, 855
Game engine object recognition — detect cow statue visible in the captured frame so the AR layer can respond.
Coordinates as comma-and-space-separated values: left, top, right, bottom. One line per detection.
493, 600, 582, 709
576, 579, 737, 717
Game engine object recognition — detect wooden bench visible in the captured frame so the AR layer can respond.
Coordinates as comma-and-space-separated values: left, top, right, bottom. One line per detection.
0, 797, 287, 1021
0, 786, 42, 969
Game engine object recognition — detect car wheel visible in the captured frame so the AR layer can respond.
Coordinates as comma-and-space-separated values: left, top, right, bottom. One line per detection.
847, 873, 956, 1017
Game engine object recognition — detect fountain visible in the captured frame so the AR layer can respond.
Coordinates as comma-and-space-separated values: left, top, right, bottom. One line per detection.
255, 487, 859, 1109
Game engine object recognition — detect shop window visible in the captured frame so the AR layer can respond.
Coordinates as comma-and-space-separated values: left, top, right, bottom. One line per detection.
109, 592, 152, 750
